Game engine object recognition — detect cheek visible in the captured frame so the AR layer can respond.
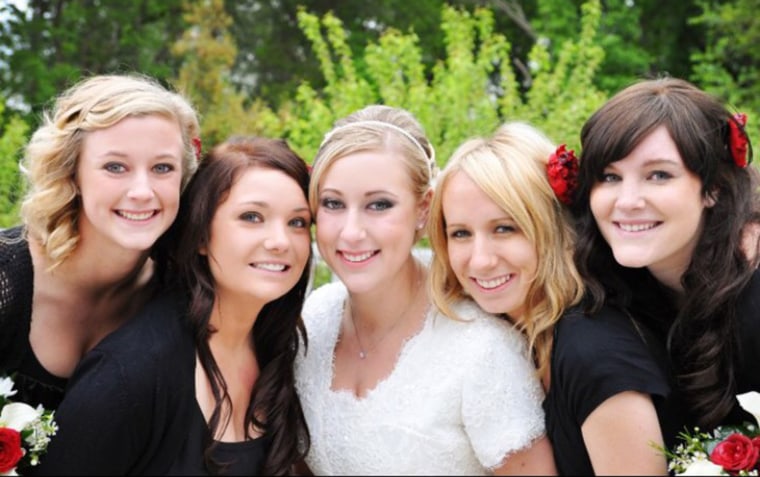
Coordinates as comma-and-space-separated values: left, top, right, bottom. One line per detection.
446, 243, 468, 277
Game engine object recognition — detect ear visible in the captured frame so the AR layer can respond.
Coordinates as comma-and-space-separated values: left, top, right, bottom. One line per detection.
416, 187, 433, 229
703, 188, 718, 208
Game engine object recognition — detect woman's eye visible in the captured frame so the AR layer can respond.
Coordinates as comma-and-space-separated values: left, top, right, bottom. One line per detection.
104, 162, 126, 173
320, 198, 343, 210
599, 172, 620, 183
495, 224, 517, 234
240, 212, 262, 223
289, 217, 309, 228
449, 229, 470, 239
153, 163, 176, 174
650, 170, 673, 181
368, 199, 393, 211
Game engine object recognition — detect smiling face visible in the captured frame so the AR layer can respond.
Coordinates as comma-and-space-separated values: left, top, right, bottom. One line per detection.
204, 167, 312, 307
590, 125, 712, 289
77, 114, 184, 254
315, 150, 423, 294
442, 171, 537, 320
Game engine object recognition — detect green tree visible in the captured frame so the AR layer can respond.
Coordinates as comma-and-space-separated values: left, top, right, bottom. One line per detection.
690, 0, 760, 122
0, 97, 29, 227
0, 0, 186, 127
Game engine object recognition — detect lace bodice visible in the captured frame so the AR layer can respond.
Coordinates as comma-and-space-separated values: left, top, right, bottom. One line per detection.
295, 282, 546, 475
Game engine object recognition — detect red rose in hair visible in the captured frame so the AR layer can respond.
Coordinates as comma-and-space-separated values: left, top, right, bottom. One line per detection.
709, 433, 760, 472
546, 144, 579, 205
0, 427, 24, 473
192, 136, 202, 161
729, 113, 749, 168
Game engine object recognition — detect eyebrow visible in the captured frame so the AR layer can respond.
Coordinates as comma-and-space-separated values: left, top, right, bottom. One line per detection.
321, 187, 399, 197
242, 200, 310, 213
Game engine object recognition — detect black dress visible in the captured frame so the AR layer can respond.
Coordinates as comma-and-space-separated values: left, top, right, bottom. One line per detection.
543, 304, 687, 475
0, 226, 67, 410
32, 289, 268, 475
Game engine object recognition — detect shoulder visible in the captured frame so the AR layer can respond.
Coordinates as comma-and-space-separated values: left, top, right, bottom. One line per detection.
435, 300, 530, 362
303, 281, 346, 326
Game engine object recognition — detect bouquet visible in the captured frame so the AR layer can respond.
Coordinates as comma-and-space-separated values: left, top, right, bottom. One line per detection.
0, 376, 58, 476
667, 391, 760, 476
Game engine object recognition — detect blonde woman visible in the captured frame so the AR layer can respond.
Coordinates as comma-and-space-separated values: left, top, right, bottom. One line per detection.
295, 105, 554, 475
0, 73, 200, 411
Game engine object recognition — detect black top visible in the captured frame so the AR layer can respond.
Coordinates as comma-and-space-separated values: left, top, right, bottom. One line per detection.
543, 304, 687, 475
32, 289, 268, 475
725, 268, 760, 424
0, 226, 67, 410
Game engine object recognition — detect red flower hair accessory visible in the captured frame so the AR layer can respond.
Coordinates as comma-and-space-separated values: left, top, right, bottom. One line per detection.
547, 144, 579, 205
192, 136, 202, 162
728, 113, 749, 168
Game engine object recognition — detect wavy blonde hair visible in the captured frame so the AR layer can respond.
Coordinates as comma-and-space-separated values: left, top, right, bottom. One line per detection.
309, 105, 436, 240
428, 121, 584, 378
20, 73, 200, 269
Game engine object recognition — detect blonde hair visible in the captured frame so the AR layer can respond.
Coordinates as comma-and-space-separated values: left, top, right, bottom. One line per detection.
309, 105, 436, 239
19, 73, 201, 269
428, 121, 584, 378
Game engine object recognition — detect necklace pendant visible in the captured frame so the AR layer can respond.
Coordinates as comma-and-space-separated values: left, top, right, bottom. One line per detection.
359, 350, 366, 359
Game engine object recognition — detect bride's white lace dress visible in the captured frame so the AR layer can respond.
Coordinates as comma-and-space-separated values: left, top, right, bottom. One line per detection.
295, 282, 546, 475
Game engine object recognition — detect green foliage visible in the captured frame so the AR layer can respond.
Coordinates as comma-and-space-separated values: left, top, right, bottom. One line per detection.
0, 0, 187, 128
253, 0, 606, 162
690, 0, 760, 126
0, 99, 29, 228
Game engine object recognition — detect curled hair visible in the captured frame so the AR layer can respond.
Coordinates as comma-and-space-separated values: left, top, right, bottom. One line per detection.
428, 121, 584, 378
310, 105, 435, 239
20, 73, 200, 269
573, 77, 757, 428
169, 137, 312, 475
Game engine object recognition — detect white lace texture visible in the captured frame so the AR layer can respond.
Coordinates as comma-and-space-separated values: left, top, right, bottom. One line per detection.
295, 282, 546, 475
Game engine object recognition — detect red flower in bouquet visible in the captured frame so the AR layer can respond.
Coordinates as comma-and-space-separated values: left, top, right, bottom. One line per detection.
0, 428, 24, 474
710, 433, 760, 473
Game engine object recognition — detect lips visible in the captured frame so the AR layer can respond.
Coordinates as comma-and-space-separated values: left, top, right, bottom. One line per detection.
615, 221, 659, 232
340, 250, 377, 263
473, 274, 512, 290
116, 210, 158, 221
251, 262, 289, 272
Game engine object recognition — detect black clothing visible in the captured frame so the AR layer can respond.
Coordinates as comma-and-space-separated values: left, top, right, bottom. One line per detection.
0, 226, 67, 410
543, 304, 687, 476
33, 290, 267, 475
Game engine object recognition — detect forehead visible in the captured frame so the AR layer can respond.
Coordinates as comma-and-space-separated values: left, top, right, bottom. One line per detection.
321, 150, 414, 192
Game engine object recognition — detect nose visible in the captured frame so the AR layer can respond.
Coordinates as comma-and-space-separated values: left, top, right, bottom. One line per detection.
126, 170, 156, 201
340, 208, 366, 242
469, 234, 497, 271
614, 178, 646, 210
264, 222, 290, 252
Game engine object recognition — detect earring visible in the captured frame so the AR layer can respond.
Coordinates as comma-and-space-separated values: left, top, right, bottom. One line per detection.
416, 222, 424, 230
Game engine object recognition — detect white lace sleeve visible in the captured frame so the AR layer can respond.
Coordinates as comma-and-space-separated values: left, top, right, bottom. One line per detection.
457, 303, 547, 469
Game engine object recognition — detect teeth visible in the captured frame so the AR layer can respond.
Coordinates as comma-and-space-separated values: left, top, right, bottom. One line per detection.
619, 222, 656, 232
476, 275, 510, 289
343, 251, 373, 262
118, 210, 155, 221
254, 263, 286, 272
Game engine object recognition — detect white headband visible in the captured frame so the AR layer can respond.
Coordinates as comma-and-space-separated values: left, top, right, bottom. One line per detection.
319, 120, 436, 177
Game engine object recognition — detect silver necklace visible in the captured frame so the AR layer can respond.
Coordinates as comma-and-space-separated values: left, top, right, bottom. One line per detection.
346, 265, 424, 360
